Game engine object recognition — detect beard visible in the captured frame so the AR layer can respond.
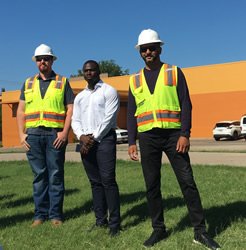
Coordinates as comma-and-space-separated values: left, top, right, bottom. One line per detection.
142, 54, 158, 64
39, 64, 51, 74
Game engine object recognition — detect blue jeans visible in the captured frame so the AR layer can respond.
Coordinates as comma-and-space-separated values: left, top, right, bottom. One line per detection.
26, 133, 66, 221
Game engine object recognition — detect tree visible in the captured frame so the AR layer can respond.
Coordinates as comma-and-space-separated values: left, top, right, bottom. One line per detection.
71, 60, 129, 77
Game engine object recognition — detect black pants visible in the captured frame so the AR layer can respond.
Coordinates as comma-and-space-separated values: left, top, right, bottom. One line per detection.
139, 129, 206, 233
81, 130, 121, 229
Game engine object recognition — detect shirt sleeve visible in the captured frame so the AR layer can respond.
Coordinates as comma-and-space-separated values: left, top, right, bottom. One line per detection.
177, 67, 192, 137
64, 79, 75, 106
71, 93, 83, 140
127, 86, 138, 145
93, 86, 119, 142
19, 82, 25, 100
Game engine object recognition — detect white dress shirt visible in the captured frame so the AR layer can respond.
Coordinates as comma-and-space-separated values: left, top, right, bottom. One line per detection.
71, 80, 119, 142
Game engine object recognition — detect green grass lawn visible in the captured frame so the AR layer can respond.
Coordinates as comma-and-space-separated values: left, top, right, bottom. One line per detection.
0, 160, 245, 250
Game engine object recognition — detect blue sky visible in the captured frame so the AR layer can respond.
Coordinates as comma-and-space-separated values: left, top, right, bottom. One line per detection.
1, 0, 246, 91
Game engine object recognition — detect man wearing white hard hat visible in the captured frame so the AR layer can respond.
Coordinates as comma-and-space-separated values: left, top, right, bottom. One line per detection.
17, 44, 74, 227
127, 29, 220, 249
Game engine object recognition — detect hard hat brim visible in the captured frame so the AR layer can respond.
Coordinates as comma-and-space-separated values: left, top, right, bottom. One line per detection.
135, 40, 164, 50
32, 55, 57, 62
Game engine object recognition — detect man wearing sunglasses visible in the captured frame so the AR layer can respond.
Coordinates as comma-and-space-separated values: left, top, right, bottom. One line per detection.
17, 44, 74, 227
127, 29, 220, 249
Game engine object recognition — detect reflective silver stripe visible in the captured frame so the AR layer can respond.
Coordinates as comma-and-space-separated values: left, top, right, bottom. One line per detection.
156, 112, 180, 120
55, 75, 63, 89
25, 113, 40, 120
137, 113, 154, 124
166, 64, 174, 86
134, 74, 141, 88
27, 76, 35, 89
43, 113, 65, 121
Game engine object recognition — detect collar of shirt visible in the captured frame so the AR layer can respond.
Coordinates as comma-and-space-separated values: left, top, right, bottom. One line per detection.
37, 71, 56, 81
85, 80, 103, 92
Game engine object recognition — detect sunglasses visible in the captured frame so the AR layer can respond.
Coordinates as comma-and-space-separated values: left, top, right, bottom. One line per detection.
140, 45, 158, 53
36, 56, 52, 62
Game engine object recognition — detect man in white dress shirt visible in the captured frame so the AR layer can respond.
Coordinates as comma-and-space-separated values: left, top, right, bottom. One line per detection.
71, 60, 121, 236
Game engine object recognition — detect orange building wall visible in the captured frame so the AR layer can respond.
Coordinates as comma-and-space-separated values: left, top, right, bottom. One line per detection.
1, 61, 246, 147
191, 91, 246, 138
2, 102, 19, 147
183, 61, 246, 94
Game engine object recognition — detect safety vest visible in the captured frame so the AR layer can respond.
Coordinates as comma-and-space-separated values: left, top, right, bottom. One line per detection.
24, 74, 66, 128
129, 64, 181, 132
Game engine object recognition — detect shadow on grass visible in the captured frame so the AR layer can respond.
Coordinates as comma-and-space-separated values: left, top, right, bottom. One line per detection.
0, 188, 81, 228
121, 193, 186, 229
64, 191, 186, 229
64, 191, 147, 221
0, 188, 80, 209
0, 211, 34, 229
0, 194, 15, 201
0, 175, 10, 181
173, 200, 246, 236
64, 200, 93, 220
1, 196, 33, 209
65, 188, 80, 196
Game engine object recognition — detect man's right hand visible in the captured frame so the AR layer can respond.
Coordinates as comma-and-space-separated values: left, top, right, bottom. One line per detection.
128, 144, 139, 161
79, 135, 95, 156
20, 133, 30, 151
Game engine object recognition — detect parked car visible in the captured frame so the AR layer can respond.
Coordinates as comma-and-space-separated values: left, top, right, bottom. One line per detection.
212, 120, 241, 141
240, 115, 246, 140
115, 127, 128, 144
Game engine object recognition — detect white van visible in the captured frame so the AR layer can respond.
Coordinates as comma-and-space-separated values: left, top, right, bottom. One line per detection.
240, 115, 246, 139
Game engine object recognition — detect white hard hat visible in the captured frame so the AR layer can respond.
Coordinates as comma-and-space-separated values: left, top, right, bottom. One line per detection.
135, 29, 164, 50
32, 44, 57, 61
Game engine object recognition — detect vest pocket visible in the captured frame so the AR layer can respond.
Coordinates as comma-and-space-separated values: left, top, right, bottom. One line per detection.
24, 89, 34, 103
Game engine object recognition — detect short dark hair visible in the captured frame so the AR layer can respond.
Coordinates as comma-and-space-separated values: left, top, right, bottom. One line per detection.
82, 60, 100, 72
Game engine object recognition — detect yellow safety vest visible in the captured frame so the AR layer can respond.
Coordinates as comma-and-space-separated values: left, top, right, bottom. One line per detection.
24, 74, 66, 128
129, 64, 181, 132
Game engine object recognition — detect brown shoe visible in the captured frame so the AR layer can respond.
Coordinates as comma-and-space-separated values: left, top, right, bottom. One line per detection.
31, 219, 43, 228
51, 219, 63, 227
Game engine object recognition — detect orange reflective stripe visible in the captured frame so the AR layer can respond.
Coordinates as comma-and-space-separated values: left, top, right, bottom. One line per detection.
164, 64, 176, 86
25, 112, 40, 121
163, 64, 168, 86
26, 75, 38, 89
43, 112, 65, 123
156, 110, 180, 122
171, 66, 176, 86
137, 110, 181, 127
137, 111, 154, 126
132, 75, 136, 89
54, 75, 64, 89
25, 112, 65, 123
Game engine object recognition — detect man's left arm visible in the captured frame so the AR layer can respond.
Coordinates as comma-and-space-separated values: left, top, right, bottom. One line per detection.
176, 67, 192, 153
93, 87, 119, 142
53, 79, 74, 149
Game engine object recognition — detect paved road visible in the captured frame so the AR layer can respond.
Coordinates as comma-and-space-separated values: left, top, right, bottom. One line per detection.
0, 139, 245, 167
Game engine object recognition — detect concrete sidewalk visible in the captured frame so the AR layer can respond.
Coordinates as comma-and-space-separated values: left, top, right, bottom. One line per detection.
0, 142, 245, 167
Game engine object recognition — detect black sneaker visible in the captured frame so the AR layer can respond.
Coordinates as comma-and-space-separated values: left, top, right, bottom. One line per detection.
193, 232, 220, 250
143, 229, 168, 247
